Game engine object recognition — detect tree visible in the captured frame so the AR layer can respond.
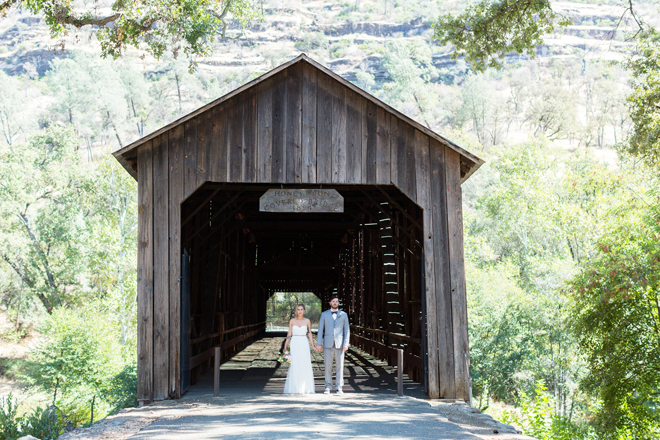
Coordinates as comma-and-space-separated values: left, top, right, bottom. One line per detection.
0, 125, 92, 312
455, 73, 504, 147
568, 177, 660, 438
0, 72, 37, 147
381, 40, 442, 128
23, 306, 134, 423
432, 0, 642, 73
85, 157, 138, 347
432, 0, 571, 72
0, 0, 261, 66
623, 30, 660, 169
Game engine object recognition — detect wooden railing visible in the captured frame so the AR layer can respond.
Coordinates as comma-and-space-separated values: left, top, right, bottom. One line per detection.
190, 321, 265, 369
350, 325, 423, 371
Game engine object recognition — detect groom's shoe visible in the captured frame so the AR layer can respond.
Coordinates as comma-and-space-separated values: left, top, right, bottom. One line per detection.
336, 388, 344, 395
324, 388, 331, 394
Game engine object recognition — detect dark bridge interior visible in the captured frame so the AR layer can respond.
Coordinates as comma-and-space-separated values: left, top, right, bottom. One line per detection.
180, 183, 426, 393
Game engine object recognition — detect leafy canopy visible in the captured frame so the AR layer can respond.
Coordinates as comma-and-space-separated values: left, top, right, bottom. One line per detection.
433, 0, 571, 72
568, 181, 660, 439
1, 0, 260, 66
623, 30, 660, 169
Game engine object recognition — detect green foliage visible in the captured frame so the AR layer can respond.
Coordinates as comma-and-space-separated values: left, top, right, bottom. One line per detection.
501, 384, 596, 440
294, 32, 329, 52
0, 395, 64, 440
0, 124, 93, 312
19, 405, 65, 440
18, 0, 261, 67
0, 394, 20, 439
623, 30, 660, 169
266, 292, 322, 328
381, 39, 442, 126
22, 306, 136, 423
568, 179, 660, 438
433, 0, 571, 72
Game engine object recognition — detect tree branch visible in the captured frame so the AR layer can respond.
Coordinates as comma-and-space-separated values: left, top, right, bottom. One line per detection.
0, 0, 20, 17
58, 11, 122, 28
0, 253, 51, 312
16, 211, 59, 298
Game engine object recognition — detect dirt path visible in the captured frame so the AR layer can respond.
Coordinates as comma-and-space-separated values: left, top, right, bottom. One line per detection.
57, 394, 534, 440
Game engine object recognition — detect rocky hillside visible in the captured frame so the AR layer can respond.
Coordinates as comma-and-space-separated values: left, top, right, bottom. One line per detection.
0, 0, 647, 154
0, 1, 636, 80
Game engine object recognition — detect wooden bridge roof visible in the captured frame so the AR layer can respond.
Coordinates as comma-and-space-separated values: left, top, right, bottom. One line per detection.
113, 53, 483, 183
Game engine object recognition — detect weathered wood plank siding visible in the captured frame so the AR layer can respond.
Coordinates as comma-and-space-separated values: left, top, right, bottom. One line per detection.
137, 141, 154, 403
256, 80, 273, 183
430, 138, 456, 399
446, 148, 471, 402
286, 63, 302, 184
301, 63, 317, 183
152, 134, 169, 401
168, 125, 184, 398
414, 131, 440, 399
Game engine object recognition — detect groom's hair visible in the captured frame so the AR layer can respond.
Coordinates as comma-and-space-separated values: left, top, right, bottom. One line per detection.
329, 295, 339, 302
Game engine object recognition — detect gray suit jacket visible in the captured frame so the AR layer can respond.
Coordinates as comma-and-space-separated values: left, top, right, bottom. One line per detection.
317, 309, 350, 348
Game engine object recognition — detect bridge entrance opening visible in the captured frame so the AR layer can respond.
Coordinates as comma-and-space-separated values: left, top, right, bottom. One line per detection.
179, 182, 426, 394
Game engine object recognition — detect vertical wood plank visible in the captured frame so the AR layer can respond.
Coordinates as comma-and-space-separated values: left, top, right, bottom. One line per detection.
197, 111, 211, 186
286, 63, 302, 183
152, 134, 169, 401
316, 73, 333, 184
137, 141, 154, 403
375, 107, 391, 184
430, 138, 455, 398
365, 100, 377, 184
301, 63, 317, 184
229, 97, 243, 182
243, 91, 257, 183
331, 80, 346, 184
168, 125, 184, 398
414, 131, 439, 399
395, 117, 408, 193
183, 119, 198, 199
271, 71, 287, 183
390, 116, 400, 187
256, 81, 272, 183
446, 147, 471, 403
211, 104, 228, 183
345, 90, 362, 184
360, 97, 368, 184
403, 127, 418, 200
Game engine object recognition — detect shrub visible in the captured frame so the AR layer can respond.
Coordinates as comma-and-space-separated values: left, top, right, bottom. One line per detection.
19, 406, 65, 440
0, 395, 64, 440
0, 394, 20, 439
294, 32, 328, 52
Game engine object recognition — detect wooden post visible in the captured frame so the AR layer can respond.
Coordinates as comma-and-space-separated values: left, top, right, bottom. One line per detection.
397, 348, 404, 397
214, 347, 221, 397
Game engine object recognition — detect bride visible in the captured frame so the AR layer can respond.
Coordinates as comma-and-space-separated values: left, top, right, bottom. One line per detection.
282, 304, 316, 394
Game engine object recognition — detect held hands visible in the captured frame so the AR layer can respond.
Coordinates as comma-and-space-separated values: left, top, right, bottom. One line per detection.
315, 345, 322, 352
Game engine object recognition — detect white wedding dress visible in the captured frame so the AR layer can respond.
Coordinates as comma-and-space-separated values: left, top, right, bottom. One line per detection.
283, 325, 315, 394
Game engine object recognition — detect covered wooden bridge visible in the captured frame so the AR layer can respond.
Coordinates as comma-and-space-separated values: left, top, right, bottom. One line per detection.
113, 54, 483, 405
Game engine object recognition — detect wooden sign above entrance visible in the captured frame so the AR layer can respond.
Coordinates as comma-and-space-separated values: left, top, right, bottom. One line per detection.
259, 189, 344, 213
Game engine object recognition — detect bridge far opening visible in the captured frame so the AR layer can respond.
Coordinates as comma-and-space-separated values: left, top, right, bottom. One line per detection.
266, 292, 322, 332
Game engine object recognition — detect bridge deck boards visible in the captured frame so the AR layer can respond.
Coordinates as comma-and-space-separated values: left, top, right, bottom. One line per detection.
183, 335, 425, 399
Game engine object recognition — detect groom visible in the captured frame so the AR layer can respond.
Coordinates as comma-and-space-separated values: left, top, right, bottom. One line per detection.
316, 295, 350, 395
